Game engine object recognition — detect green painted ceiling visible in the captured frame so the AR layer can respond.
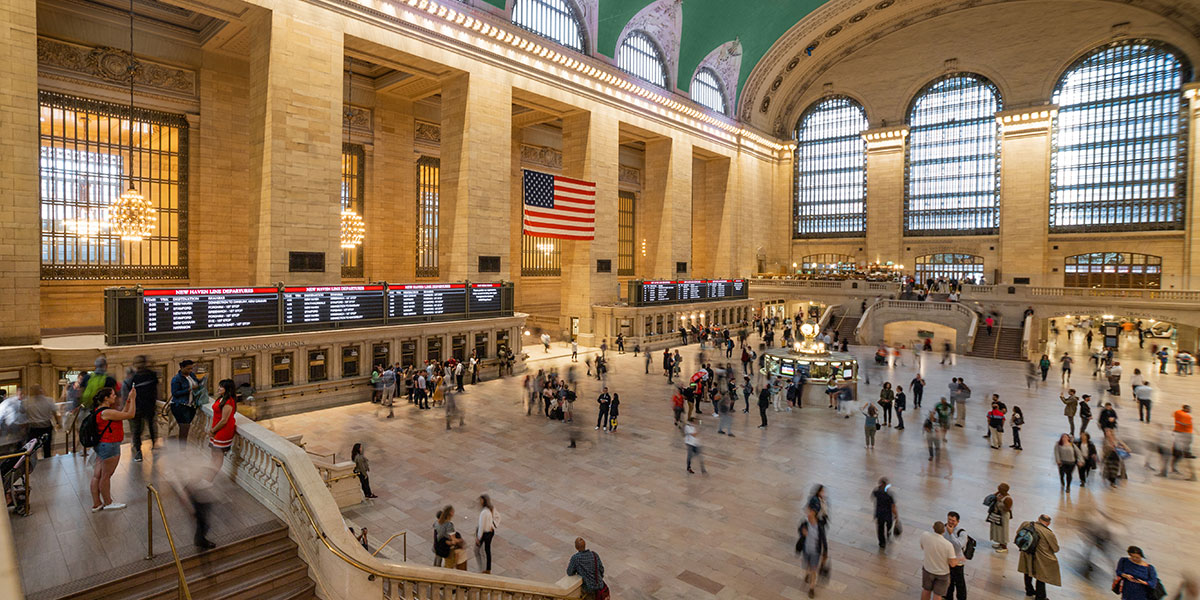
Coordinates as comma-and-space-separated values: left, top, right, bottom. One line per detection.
479, 0, 828, 94
598, 0, 829, 93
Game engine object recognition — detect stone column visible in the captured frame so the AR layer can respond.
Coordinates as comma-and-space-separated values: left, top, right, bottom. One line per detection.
368, 94, 416, 280
997, 107, 1055, 286
246, 8, 344, 285
641, 136, 692, 278
863, 127, 907, 265
0, 0, 40, 344
691, 155, 732, 277
1183, 84, 1200, 287
440, 73, 512, 282
559, 111, 619, 343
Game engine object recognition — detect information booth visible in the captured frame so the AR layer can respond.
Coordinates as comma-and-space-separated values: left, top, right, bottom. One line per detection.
761, 322, 859, 405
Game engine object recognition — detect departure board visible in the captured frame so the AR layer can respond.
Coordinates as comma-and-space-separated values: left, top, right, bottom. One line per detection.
283, 285, 385, 325
468, 283, 504, 313
143, 288, 279, 334
387, 283, 468, 319
631, 279, 748, 306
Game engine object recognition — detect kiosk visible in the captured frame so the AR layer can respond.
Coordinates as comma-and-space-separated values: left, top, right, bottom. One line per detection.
761, 322, 859, 405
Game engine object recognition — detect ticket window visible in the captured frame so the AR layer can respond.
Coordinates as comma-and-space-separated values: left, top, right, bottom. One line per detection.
496, 330, 510, 356
400, 340, 417, 369
232, 357, 255, 390
342, 345, 360, 378
308, 349, 328, 382
451, 335, 467, 362
657, 316, 664, 335
0, 371, 20, 400
195, 360, 215, 394
474, 333, 489, 359
426, 337, 443, 363
271, 353, 293, 387
372, 343, 390, 371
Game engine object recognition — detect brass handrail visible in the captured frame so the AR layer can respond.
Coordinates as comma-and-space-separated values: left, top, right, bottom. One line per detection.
324, 472, 360, 486
371, 531, 407, 561
267, 456, 579, 599
145, 485, 193, 600
0, 449, 33, 516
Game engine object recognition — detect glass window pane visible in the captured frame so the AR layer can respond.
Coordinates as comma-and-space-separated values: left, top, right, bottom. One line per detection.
341, 143, 365, 279
618, 31, 668, 87
690, 68, 727, 114
416, 156, 440, 278
793, 97, 868, 237
512, 0, 585, 53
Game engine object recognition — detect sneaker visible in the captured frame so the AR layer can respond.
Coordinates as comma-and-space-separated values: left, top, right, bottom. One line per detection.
595, 427, 600, 430
133, 454, 143, 462
91, 505, 104, 513
104, 503, 127, 511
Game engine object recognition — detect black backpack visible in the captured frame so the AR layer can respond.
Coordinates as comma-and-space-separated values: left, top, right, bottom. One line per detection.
78, 408, 112, 448
959, 529, 977, 560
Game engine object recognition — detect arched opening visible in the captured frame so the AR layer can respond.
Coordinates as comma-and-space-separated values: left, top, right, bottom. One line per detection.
914, 253, 984, 283
1063, 252, 1162, 289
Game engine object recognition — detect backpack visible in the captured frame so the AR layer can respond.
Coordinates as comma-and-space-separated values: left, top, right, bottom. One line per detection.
433, 526, 452, 558
78, 408, 112, 448
80, 372, 109, 409
982, 493, 998, 511
959, 530, 977, 560
1014, 523, 1040, 553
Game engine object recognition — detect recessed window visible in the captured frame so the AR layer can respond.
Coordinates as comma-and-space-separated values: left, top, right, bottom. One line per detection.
39, 91, 188, 279
799, 254, 858, 275
341, 345, 360, 378
341, 143, 365, 279
522, 234, 561, 276
618, 31, 668, 87
416, 156, 440, 277
1051, 41, 1188, 232
618, 191, 636, 275
914, 253, 985, 283
512, 0, 586, 53
905, 74, 1002, 235
1064, 252, 1162, 289
308, 349, 328, 382
794, 96, 868, 237
690, 68, 727, 114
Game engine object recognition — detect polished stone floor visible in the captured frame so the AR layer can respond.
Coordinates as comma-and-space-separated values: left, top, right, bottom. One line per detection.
265, 329, 1199, 599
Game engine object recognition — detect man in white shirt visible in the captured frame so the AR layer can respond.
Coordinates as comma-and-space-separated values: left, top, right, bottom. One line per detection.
921, 521, 957, 600
1134, 382, 1153, 423
454, 361, 465, 392
682, 423, 706, 474
943, 512, 969, 600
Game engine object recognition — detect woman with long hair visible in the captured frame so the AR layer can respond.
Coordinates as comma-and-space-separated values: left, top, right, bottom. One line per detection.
475, 494, 499, 573
209, 379, 238, 478
351, 443, 378, 499
89, 387, 137, 511
1009, 406, 1025, 450
1077, 432, 1098, 487
1054, 433, 1083, 492
434, 505, 467, 569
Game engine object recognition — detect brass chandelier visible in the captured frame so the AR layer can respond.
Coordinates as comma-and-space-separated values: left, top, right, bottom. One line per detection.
108, 0, 155, 242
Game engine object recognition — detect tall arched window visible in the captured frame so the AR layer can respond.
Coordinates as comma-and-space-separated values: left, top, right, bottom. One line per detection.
1064, 252, 1162, 288
915, 253, 985, 283
691, 68, 727, 114
793, 96, 868, 237
618, 31, 668, 87
905, 74, 1001, 235
512, 0, 586, 53
1051, 41, 1189, 232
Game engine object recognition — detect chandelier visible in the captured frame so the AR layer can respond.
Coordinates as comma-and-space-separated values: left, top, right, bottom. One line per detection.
110, 186, 157, 241
108, 0, 156, 242
341, 209, 365, 249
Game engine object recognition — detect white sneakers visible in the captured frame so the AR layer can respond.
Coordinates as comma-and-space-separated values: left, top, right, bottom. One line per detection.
91, 502, 127, 512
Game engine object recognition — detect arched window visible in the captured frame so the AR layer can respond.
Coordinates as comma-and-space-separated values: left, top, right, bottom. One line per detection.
512, 0, 586, 53
1064, 252, 1162, 289
794, 96, 868, 237
914, 253, 985, 283
1051, 41, 1189, 232
618, 31, 668, 87
799, 253, 858, 275
691, 68, 727, 114
905, 74, 1001, 235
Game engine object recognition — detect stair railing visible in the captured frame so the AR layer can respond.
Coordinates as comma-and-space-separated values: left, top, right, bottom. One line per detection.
372, 531, 407, 561
145, 484, 193, 600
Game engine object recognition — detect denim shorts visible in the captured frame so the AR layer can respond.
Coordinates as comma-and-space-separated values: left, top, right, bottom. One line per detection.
170, 403, 197, 425
95, 442, 121, 460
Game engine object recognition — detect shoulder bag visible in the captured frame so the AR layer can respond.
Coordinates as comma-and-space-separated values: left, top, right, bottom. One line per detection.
591, 550, 610, 600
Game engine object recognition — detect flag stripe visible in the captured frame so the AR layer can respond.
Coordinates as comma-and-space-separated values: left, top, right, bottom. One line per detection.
554, 185, 596, 196
523, 219, 594, 232
524, 210, 595, 223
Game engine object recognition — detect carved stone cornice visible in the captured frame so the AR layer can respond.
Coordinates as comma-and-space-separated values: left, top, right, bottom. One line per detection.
619, 166, 641, 187
520, 144, 562, 170
343, 105, 373, 140
37, 37, 196, 97
414, 120, 440, 146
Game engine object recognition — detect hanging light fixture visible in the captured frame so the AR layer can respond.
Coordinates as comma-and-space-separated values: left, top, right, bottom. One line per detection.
340, 58, 364, 249
109, 0, 155, 242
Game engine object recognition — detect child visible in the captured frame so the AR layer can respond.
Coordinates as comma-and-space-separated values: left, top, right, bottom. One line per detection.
609, 393, 620, 432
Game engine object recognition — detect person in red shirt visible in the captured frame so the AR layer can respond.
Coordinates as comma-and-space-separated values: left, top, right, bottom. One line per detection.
89, 387, 137, 512
671, 388, 685, 426
209, 379, 238, 479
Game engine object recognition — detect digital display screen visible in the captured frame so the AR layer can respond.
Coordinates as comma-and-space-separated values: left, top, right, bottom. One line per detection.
635, 279, 748, 306
469, 283, 504, 313
283, 285, 385, 325
143, 288, 279, 335
780, 362, 795, 376
387, 283, 467, 319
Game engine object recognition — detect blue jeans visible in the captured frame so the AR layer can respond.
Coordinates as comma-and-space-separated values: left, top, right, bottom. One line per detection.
95, 442, 121, 460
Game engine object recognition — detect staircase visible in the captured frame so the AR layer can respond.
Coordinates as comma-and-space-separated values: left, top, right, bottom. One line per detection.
833, 309, 862, 342
32, 523, 315, 600
967, 326, 1025, 361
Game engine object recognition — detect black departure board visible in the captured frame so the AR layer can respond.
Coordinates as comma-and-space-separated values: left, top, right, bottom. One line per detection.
143, 288, 280, 334
630, 279, 748, 306
387, 284, 467, 319
106, 282, 514, 345
283, 285, 386, 325
468, 283, 504, 313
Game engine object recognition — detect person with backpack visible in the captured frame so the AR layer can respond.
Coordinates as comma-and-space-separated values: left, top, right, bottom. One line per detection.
433, 505, 467, 569
1114, 546, 1160, 600
169, 360, 203, 443
85, 387, 137, 511
944, 511, 973, 600
1016, 514, 1060, 600
985, 483, 1013, 552
79, 357, 119, 415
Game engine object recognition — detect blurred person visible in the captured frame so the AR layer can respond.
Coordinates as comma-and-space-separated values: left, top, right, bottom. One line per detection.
162, 443, 223, 549
23, 385, 56, 458
209, 379, 238, 479
127, 356, 160, 462
1079, 394, 1094, 436
1103, 428, 1131, 487
444, 383, 463, 430
1077, 432, 1099, 487
1016, 514, 1060, 600
871, 478, 898, 549
923, 414, 942, 462
1061, 352, 1074, 384
1173, 405, 1195, 479
1114, 546, 1159, 600
1026, 361, 1039, 390
1054, 433, 1083, 492
796, 507, 826, 598
351, 443, 378, 499
683, 421, 706, 474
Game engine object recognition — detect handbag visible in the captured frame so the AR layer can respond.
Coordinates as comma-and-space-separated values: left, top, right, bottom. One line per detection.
986, 511, 1002, 526
1111, 577, 1122, 594
892, 518, 903, 536
590, 550, 610, 600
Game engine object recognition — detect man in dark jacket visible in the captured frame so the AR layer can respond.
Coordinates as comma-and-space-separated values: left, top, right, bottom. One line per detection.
129, 355, 160, 461
566, 537, 605, 596
757, 386, 770, 428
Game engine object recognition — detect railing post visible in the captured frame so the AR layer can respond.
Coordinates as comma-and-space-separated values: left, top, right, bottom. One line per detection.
146, 488, 154, 560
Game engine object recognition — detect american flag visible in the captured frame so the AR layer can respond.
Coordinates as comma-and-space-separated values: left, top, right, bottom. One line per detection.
522, 169, 596, 241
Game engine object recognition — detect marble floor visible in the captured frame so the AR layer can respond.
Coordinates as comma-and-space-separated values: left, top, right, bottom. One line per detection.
264, 330, 1200, 599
